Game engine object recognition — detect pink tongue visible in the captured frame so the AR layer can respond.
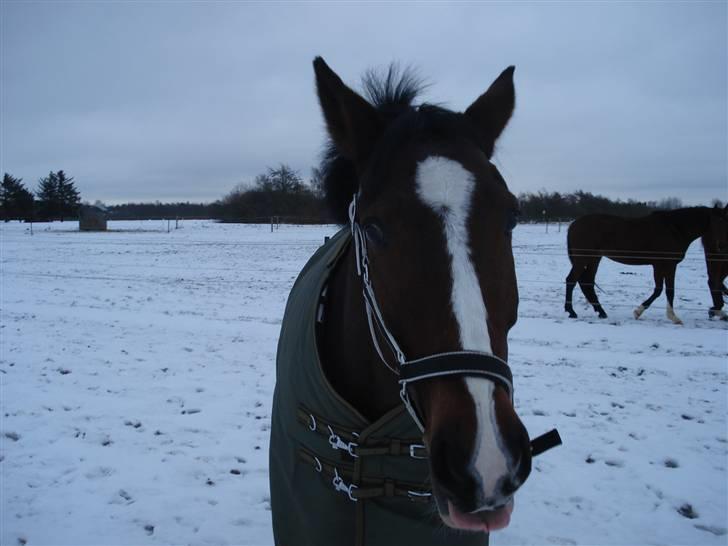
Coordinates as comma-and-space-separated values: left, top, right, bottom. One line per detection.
447, 500, 513, 532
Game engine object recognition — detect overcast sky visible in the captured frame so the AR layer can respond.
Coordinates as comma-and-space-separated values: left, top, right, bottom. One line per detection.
2, 1, 726, 205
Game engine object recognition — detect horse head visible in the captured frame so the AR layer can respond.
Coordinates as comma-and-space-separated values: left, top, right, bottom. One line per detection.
314, 57, 531, 532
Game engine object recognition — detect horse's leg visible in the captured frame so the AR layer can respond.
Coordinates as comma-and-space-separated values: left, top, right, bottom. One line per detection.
664, 263, 683, 325
707, 272, 726, 320
634, 266, 664, 319
565, 261, 585, 319
578, 258, 607, 319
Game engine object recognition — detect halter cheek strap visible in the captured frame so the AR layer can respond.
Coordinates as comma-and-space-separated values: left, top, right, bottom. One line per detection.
348, 194, 561, 455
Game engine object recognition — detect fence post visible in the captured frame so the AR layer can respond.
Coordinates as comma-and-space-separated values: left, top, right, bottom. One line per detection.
175, 217, 179, 229
167, 219, 170, 233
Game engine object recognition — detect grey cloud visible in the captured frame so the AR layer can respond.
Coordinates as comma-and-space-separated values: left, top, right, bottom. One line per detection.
3, 1, 725, 204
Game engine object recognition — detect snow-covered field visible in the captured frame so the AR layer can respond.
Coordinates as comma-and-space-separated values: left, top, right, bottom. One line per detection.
1, 220, 726, 546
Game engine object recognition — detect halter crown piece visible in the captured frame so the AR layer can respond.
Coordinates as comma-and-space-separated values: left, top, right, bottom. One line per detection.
348, 195, 561, 456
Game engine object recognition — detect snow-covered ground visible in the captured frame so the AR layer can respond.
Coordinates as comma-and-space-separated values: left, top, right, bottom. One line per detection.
1, 220, 726, 546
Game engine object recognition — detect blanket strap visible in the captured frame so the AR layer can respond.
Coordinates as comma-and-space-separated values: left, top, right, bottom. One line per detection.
297, 407, 427, 459
298, 447, 432, 503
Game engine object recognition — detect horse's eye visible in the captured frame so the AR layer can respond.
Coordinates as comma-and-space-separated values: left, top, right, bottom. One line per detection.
363, 221, 386, 246
505, 209, 519, 233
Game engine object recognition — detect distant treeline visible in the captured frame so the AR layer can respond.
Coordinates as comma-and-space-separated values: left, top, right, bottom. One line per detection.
517, 191, 694, 222
107, 202, 225, 220
4, 166, 722, 224
106, 165, 325, 223
104, 191, 702, 224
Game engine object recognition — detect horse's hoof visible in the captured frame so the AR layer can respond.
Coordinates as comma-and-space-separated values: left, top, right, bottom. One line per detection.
667, 307, 683, 325
598, 312, 608, 319
567, 311, 578, 319
633, 305, 645, 320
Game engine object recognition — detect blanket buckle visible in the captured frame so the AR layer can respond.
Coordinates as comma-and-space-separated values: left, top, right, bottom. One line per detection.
332, 468, 358, 502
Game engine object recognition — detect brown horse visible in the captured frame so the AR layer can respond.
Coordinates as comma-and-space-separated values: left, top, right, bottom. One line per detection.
564, 206, 728, 323
269, 58, 562, 546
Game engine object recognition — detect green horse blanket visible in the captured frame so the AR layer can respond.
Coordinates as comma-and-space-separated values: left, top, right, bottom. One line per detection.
269, 228, 487, 546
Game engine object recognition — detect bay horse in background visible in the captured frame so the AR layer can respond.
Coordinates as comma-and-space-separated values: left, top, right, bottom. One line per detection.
564, 206, 728, 323
703, 209, 728, 320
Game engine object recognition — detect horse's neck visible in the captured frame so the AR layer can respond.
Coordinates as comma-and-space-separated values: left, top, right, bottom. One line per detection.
665, 207, 711, 248
318, 246, 402, 421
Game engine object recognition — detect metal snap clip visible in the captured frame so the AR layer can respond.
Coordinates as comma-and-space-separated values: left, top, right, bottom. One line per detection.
332, 468, 358, 502
327, 425, 358, 458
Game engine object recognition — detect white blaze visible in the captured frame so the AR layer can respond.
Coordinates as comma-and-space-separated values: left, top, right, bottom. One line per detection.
415, 156, 512, 506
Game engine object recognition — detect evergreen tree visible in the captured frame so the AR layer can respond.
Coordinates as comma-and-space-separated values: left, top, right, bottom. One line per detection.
36, 170, 81, 220
36, 171, 60, 220
1, 173, 34, 221
56, 170, 81, 219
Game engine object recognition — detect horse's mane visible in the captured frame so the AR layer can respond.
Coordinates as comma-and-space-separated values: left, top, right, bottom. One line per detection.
649, 206, 714, 243
319, 65, 426, 224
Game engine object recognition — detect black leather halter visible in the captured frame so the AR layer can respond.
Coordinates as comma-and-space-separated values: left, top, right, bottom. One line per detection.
349, 195, 561, 456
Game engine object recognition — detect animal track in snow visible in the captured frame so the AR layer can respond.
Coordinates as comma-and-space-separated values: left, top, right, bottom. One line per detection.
663, 458, 679, 468
694, 524, 727, 536
677, 503, 698, 519
85, 466, 116, 479
604, 459, 624, 467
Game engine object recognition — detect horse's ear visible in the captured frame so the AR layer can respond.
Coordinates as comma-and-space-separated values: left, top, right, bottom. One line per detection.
313, 57, 382, 165
464, 66, 516, 157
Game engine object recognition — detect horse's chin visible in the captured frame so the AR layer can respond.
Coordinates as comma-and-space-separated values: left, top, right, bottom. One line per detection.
440, 499, 513, 533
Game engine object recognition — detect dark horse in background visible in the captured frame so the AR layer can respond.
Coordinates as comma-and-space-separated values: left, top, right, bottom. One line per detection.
564, 206, 728, 323
270, 57, 545, 546
703, 216, 728, 320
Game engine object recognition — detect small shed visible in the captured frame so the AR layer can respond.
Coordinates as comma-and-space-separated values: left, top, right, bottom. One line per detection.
79, 205, 108, 231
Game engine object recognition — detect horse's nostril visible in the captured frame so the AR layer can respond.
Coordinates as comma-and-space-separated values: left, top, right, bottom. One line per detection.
500, 476, 518, 497
430, 431, 479, 511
